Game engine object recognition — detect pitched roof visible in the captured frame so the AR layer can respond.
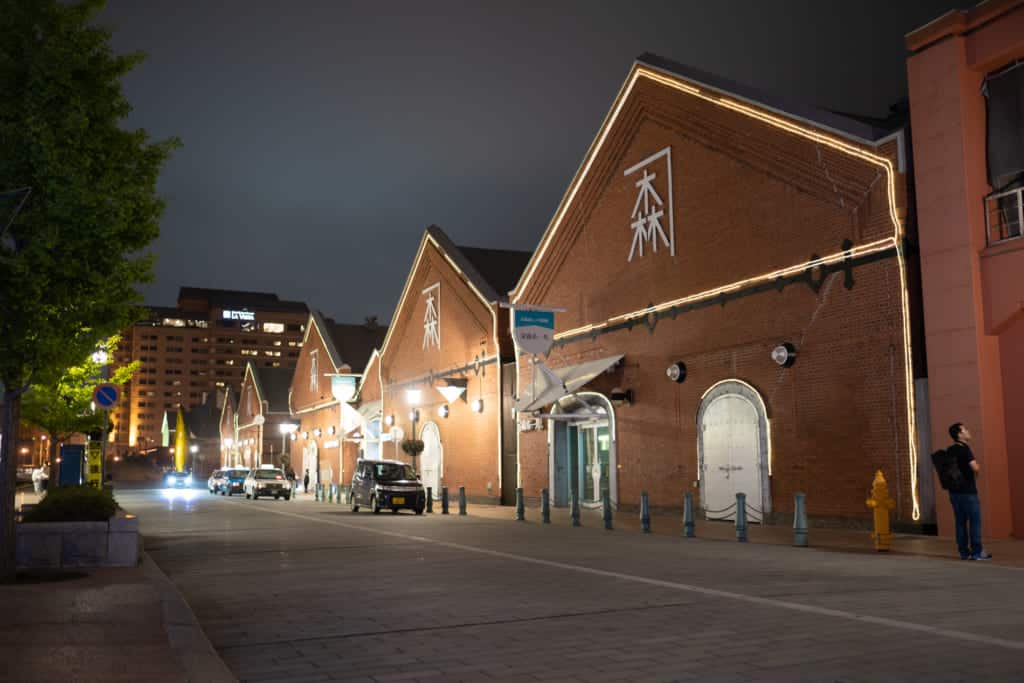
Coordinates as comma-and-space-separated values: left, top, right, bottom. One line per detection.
637, 53, 904, 144
250, 366, 294, 413
425, 225, 531, 302
326, 320, 387, 374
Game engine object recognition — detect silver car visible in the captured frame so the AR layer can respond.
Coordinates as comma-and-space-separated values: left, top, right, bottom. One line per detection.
244, 467, 292, 500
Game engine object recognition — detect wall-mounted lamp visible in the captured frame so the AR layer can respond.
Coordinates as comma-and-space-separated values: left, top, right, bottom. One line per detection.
609, 387, 633, 406
289, 433, 297, 441
384, 414, 394, 427
313, 428, 322, 438
471, 398, 484, 414
328, 425, 336, 436
437, 404, 449, 419
771, 343, 797, 367
666, 361, 687, 383
302, 431, 309, 440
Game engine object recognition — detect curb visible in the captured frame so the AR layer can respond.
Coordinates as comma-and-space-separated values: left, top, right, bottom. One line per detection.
141, 551, 237, 683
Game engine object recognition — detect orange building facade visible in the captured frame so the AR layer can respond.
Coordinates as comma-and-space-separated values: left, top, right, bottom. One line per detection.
906, 0, 1024, 538
511, 55, 927, 525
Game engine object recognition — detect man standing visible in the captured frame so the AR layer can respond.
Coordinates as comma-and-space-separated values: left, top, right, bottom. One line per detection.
947, 423, 993, 561
303, 469, 310, 494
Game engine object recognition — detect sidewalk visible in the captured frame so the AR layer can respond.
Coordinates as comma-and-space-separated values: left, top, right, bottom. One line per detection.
449, 501, 1024, 567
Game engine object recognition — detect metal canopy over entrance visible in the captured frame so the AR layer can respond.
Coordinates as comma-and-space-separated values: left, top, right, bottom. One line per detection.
516, 354, 623, 414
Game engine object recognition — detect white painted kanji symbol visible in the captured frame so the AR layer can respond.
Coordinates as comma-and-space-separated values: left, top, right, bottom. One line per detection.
309, 350, 319, 392
422, 283, 440, 350
624, 147, 675, 263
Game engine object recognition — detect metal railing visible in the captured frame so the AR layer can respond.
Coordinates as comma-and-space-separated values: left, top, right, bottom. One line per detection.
985, 186, 1024, 246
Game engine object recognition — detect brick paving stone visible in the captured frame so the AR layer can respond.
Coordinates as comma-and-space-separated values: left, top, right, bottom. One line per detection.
122, 490, 1024, 683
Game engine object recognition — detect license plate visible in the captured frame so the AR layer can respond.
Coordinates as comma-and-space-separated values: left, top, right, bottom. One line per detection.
392, 496, 405, 504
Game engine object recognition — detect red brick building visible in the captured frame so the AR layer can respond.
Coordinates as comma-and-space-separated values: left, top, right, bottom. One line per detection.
379, 226, 530, 504
234, 363, 294, 469
906, 0, 1024, 538
511, 55, 926, 525
286, 312, 385, 490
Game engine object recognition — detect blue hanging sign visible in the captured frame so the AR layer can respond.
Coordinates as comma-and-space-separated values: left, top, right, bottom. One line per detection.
514, 309, 555, 355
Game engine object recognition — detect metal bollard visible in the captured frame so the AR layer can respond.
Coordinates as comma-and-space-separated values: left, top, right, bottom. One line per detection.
315, 483, 321, 502
683, 491, 695, 538
570, 491, 581, 527
327, 484, 334, 504
793, 492, 808, 547
458, 486, 467, 515
541, 488, 550, 524
735, 492, 748, 542
426, 487, 433, 513
515, 487, 525, 521
338, 485, 344, 505
640, 491, 651, 533
441, 486, 449, 515
602, 485, 613, 530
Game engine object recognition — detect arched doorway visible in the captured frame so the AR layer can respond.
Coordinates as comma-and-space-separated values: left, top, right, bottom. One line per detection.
697, 380, 771, 522
548, 392, 616, 509
420, 421, 443, 499
302, 441, 319, 490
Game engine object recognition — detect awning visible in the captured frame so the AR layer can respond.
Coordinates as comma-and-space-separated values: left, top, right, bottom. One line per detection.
357, 399, 382, 423
515, 354, 623, 413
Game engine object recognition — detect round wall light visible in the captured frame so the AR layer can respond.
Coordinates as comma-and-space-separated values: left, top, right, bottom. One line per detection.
302, 431, 309, 440
771, 343, 797, 368
471, 399, 484, 414
328, 425, 336, 435
666, 361, 687, 383
437, 404, 450, 419
313, 428, 322, 438
384, 414, 394, 427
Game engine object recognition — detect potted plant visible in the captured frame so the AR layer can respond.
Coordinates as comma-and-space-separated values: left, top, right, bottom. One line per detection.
400, 439, 425, 472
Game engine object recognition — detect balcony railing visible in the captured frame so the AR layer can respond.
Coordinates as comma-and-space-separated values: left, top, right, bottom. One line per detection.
985, 186, 1024, 246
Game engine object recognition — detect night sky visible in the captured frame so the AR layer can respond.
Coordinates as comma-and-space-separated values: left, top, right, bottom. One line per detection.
98, 0, 972, 324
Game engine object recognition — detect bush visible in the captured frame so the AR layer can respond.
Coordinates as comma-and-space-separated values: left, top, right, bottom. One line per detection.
22, 486, 118, 523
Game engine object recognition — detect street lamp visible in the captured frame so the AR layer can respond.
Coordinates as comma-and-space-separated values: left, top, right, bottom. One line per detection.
278, 423, 298, 470
189, 444, 199, 475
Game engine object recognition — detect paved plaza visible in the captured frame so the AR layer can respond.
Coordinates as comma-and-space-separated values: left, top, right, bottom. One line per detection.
121, 489, 1024, 682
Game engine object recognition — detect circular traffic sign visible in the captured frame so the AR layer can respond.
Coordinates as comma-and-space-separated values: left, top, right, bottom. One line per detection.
93, 383, 119, 409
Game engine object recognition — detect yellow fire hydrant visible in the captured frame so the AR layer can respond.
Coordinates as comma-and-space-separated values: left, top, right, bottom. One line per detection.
866, 470, 896, 551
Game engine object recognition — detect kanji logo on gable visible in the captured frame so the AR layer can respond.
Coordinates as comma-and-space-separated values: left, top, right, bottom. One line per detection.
422, 282, 440, 351
624, 147, 675, 262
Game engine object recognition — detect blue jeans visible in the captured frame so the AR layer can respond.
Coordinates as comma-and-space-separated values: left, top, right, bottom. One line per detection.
949, 493, 983, 558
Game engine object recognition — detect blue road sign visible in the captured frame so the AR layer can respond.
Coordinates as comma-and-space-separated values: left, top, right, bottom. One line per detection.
93, 383, 119, 409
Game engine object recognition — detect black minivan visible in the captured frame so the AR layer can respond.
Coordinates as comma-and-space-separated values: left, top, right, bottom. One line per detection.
350, 459, 426, 514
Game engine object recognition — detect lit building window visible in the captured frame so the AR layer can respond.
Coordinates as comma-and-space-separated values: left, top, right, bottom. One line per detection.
162, 318, 185, 327
263, 322, 284, 334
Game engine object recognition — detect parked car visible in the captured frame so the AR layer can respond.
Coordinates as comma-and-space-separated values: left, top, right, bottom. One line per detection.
350, 459, 425, 515
218, 468, 249, 496
207, 470, 224, 493
164, 470, 192, 489
244, 467, 291, 500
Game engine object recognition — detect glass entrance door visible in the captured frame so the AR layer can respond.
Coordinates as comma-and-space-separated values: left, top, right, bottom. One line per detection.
575, 424, 610, 506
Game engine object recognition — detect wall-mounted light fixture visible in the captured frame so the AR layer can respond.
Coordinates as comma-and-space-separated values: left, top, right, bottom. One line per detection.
437, 404, 449, 419
408, 409, 419, 422
328, 425, 336, 436
313, 428, 322, 438
289, 433, 297, 441
384, 414, 394, 427
471, 398, 484, 413
771, 343, 797, 367
609, 387, 633, 406
302, 431, 309, 440
666, 361, 687, 383
406, 389, 422, 405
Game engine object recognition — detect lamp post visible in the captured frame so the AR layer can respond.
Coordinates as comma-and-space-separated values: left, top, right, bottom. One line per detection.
279, 422, 297, 472
91, 349, 110, 484
189, 444, 199, 475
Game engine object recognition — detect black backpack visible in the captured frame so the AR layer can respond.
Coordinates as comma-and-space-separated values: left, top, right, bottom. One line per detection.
931, 448, 964, 491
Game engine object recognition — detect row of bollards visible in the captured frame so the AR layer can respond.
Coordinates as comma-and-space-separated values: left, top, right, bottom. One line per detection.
518, 488, 810, 547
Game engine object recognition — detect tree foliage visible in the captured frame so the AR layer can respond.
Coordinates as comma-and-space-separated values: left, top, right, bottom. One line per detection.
0, 0, 179, 581
20, 336, 138, 445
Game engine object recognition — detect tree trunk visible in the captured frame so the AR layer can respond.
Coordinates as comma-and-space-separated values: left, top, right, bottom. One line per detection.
47, 437, 61, 489
1, 390, 24, 583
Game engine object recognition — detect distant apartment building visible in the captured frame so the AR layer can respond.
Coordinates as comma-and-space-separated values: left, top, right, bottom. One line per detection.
111, 287, 309, 455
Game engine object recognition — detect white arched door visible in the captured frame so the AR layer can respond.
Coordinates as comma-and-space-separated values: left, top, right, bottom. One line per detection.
419, 422, 443, 499
699, 383, 769, 522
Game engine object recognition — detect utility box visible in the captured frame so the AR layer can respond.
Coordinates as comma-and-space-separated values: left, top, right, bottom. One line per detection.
58, 444, 85, 486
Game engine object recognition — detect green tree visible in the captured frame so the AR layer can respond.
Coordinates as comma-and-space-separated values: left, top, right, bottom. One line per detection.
20, 336, 139, 474
0, 0, 179, 581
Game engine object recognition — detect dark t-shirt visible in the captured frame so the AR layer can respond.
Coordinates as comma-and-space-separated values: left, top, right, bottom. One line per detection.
949, 442, 977, 494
